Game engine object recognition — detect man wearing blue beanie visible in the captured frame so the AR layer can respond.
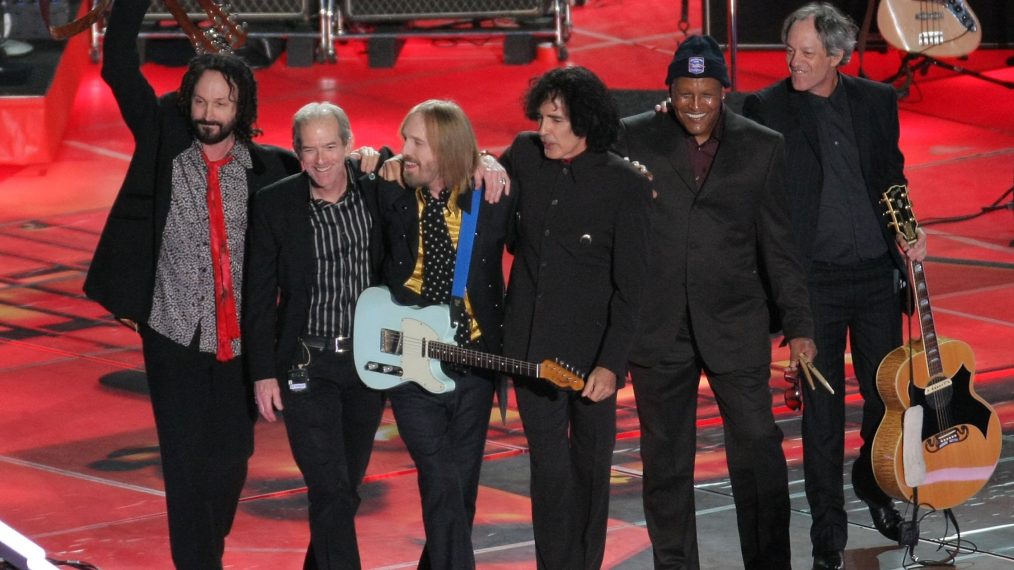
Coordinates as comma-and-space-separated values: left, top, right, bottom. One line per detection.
616, 35, 816, 569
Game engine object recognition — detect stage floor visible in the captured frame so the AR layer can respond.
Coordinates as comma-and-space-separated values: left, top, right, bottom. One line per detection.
2, 0, 1013, 567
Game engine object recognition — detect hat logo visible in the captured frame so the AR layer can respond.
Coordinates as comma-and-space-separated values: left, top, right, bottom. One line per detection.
689, 56, 705, 75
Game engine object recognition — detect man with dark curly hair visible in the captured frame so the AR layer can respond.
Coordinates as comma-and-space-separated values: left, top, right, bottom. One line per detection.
501, 66, 652, 569
83, 1, 300, 567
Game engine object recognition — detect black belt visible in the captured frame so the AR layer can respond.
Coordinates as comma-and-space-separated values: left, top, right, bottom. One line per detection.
300, 335, 352, 354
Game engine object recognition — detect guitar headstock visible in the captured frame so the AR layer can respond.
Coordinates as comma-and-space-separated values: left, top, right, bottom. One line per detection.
539, 360, 586, 391
880, 184, 920, 246
162, 0, 248, 55
195, 0, 248, 52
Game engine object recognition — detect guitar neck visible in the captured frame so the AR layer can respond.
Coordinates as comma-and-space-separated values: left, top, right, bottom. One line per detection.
910, 259, 944, 378
429, 339, 542, 377
390, 331, 540, 377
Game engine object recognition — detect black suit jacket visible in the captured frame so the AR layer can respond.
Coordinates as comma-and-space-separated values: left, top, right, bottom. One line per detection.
375, 180, 517, 354
83, 0, 299, 322
616, 108, 813, 372
243, 164, 386, 382
501, 133, 652, 378
742, 75, 907, 276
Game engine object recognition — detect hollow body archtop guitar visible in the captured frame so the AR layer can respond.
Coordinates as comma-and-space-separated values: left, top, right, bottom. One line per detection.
871, 185, 1001, 510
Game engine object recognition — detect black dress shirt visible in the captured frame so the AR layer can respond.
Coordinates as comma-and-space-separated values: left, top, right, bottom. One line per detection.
807, 82, 888, 264
684, 108, 725, 190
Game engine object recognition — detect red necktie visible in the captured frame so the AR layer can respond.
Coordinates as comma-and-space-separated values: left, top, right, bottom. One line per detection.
203, 152, 240, 362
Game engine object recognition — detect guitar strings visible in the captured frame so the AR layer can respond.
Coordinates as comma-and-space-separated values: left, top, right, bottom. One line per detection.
395, 334, 540, 374
912, 0, 974, 55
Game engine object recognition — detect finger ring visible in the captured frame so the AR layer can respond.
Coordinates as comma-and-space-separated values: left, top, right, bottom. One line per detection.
500, 179, 506, 185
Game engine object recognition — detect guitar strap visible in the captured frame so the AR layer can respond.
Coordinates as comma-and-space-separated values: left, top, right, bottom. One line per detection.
449, 187, 482, 339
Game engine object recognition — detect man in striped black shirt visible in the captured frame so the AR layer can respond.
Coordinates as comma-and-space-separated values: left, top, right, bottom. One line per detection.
244, 102, 388, 569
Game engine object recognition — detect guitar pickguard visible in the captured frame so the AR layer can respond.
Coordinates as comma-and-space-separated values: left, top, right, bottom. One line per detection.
398, 318, 455, 393
942, 0, 978, 32
909, 365, 991, 443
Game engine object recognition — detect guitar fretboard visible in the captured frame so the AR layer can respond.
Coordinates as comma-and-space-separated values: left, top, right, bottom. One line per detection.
910, 260, 943, 378
385, 330, 541, 377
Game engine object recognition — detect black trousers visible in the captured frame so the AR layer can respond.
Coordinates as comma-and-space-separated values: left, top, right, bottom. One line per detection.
281, 347, 385, 570
514, 378, 617, 570
630, 321, 791, 570
804, 256, 902, 554
387, 370, 495, 570
140, 327, 255, 570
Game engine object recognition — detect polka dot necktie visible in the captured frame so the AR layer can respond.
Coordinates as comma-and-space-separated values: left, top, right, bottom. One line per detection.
421, 190, 471, 345
421, 189, 454, 305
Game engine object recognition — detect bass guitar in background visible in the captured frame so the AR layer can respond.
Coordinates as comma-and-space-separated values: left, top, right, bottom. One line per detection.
877, 0, 981, 58
871, 185, 1001, 513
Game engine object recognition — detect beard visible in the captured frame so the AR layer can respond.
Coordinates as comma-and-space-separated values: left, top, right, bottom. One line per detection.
193, 118, 237, 145
402, 156, 437, 191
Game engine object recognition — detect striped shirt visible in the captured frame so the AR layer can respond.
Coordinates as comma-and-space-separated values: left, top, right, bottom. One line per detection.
304, 165, 372, 338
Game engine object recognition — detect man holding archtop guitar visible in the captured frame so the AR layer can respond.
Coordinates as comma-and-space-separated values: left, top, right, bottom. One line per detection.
743, 4, 927, 568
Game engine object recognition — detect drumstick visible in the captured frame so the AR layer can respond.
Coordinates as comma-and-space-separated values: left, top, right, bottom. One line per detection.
799, 354, 834, 395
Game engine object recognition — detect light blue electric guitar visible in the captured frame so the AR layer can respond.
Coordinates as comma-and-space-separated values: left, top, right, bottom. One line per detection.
353, 286, 586, 393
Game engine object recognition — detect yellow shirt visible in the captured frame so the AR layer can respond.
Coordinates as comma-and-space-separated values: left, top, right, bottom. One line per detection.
404, 187, 482, 343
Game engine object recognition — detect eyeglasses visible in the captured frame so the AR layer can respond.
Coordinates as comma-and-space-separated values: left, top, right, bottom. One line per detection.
783, 366, 802, 411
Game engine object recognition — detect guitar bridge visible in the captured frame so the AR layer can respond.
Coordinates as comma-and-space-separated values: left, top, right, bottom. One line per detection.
925, 425, 969, 453
380, 328, 403, 355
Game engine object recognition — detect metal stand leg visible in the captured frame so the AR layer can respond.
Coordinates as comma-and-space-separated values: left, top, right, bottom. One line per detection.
885, 53, 1014, 98
319, 0, 336, 62
553, 0, 571, 61
726, 0, 737, 91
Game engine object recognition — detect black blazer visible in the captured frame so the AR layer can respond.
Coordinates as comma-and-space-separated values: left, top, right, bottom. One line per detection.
501, 133, 652, 378
83, 0, 298, 322
616, 108, 813, 372
243, 164, 386, 382
742, 75, 907, 276
375, 180, 516, 354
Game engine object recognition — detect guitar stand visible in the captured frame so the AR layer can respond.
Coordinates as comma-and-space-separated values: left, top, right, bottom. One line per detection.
901, 488, 965, 567
885, 52, 1014, 98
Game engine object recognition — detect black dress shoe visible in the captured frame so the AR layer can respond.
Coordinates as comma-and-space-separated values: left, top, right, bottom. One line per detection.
852, 459, 904, 543
812, 550, 844, 570
864, 498, 903, 542
854, 486, 903, 542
